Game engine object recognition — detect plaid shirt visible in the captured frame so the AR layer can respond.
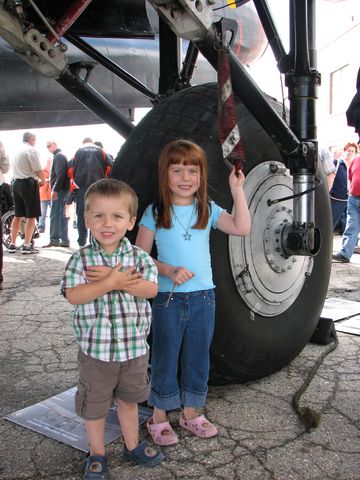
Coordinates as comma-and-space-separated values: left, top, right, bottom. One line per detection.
61, 237, 157, 362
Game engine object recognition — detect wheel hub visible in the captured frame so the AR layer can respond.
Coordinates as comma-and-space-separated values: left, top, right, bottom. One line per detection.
264, 205, 293, 273
229, 162, 313, 317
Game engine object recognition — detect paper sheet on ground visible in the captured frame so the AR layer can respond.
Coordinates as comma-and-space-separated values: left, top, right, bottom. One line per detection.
4, 386, 152, 451
321, 297, 360, 336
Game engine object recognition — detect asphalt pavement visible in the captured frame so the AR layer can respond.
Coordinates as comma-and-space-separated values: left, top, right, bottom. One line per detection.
0, 230, 360, 480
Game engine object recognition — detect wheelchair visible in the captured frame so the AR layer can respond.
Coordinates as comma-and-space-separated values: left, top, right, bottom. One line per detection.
2, 209, 40, 249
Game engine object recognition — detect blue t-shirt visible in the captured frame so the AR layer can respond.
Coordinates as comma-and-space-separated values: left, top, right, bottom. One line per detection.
139, 201, 224, 292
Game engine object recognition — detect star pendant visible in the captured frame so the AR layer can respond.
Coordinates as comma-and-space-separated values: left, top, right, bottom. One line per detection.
183, 232, 192, 241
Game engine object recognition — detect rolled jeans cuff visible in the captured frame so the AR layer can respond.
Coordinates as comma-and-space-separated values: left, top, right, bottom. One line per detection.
148, 386, 208, 410
181, 387, 208, 409
148, 389, 181, 411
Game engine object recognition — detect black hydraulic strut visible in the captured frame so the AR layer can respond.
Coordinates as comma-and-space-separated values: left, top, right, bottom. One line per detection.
195, 0, 320, 256
57, 67, 134, 138
282, 0, 321, 256
64, 32, 157, 102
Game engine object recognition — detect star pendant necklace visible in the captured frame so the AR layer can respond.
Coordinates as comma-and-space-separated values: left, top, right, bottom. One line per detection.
173, 204, 196, 241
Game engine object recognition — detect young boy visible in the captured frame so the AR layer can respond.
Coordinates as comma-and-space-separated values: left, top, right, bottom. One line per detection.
61, 178, 164, 479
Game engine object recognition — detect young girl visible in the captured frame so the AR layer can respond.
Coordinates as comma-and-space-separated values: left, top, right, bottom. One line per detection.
136, 139, 251, 445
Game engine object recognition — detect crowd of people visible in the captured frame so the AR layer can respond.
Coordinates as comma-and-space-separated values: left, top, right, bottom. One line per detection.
329, 142, 360, 263
0, 131, 359, 478
0, 133, 113, 254
318, 141, 360, 262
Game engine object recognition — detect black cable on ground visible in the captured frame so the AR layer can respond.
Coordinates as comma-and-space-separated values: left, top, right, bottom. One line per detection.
292, 329, 339, 432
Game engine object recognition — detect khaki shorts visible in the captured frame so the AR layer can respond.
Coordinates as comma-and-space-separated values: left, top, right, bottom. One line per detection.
75, 349, 150, 420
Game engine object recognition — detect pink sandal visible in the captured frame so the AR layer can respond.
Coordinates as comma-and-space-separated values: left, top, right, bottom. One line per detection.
147, 417, 179, 446
179, 413, 218, 438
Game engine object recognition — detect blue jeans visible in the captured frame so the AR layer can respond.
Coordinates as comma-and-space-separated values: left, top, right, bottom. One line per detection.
49, 190, 69, 244
339, 195, 360, 259
39, 200, 51, 230
74, 189, 88, 246
330, 198, 347, 232
148, 289, 216, 410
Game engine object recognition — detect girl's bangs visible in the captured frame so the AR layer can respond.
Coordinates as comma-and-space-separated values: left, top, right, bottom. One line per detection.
168, 147, 203, 167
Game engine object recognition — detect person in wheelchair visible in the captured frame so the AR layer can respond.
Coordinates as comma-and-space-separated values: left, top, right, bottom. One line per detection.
1, 180, 14, 216
0, 140, 10, 289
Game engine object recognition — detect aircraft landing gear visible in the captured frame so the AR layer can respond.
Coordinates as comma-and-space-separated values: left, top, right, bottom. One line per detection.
111, 82, 332, 383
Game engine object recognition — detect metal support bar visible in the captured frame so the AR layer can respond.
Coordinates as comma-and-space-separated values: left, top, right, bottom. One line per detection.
196, 27, 300, 155
307, 0, 316, 68
159, 17, 180, 96
56, 67, 134, 138
46, 0, 93, 44
294, 3, 311, 75
282, 0, 320, 256
285, 0, 320, 150
27, 0, 62, 43
288, 0, 295, 67
252, 0, 288, 72
178, 41, 199, 89
65, 32, 157, 102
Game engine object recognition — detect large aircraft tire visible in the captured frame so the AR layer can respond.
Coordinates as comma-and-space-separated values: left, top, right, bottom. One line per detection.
111, 83, 332, 383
